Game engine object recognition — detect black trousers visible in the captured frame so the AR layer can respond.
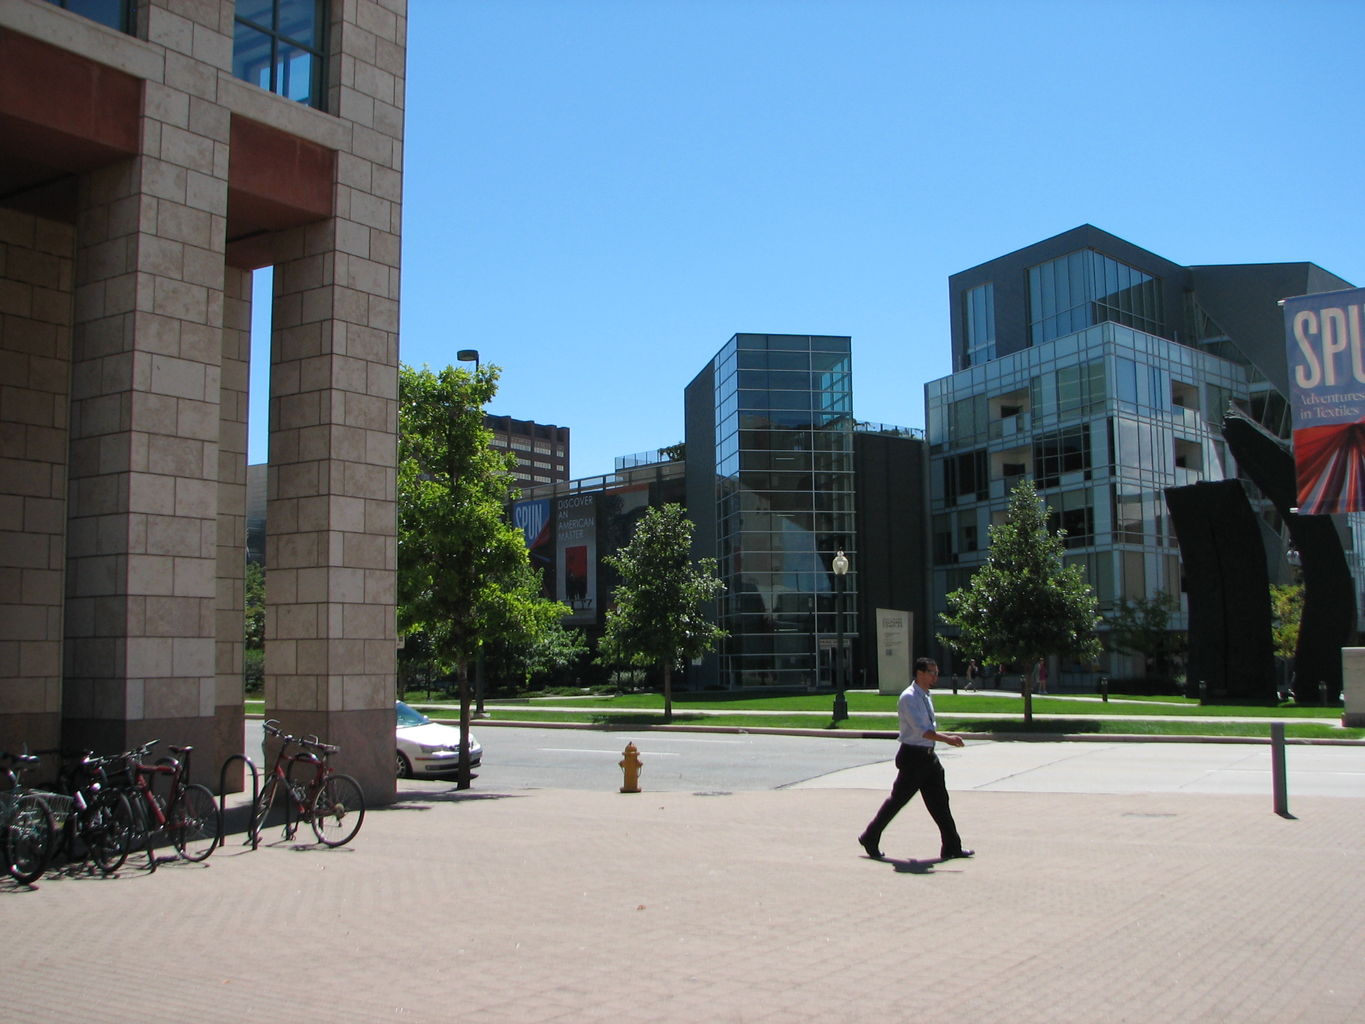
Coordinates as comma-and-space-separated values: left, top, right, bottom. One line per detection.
863, 743, 963, 855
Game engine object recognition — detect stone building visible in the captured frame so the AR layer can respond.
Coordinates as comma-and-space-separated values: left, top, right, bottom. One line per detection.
0, 0, 406, 801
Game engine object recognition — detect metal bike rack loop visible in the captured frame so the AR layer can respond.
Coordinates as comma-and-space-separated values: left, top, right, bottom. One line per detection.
219, 754, 260, 850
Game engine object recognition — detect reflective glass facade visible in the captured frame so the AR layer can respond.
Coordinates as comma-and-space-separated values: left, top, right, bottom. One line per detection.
1028, 249, 1163, 347
927, 321, 1251, 678
233, 0, 327, 108
963, 283, 997, 366
709, 335, 857, 690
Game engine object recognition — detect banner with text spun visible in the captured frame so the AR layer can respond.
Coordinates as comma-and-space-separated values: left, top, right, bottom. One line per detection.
1285, 285, 1365, 514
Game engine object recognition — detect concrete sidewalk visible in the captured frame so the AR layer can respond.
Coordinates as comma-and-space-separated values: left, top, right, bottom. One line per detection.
5, 782, 1363, 1022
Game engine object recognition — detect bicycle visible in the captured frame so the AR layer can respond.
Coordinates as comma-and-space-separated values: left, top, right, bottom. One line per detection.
113, 741, 221, 868
48, 750, 133, 876
251, 721, 365, 848
1, 751, 57, 885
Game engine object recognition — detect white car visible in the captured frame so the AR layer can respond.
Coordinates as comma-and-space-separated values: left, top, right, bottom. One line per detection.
395, 700, 483, 778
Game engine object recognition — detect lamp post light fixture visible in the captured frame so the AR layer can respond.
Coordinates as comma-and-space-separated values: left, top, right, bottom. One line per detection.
457, 349, 480, 368
832, 549, 849, 722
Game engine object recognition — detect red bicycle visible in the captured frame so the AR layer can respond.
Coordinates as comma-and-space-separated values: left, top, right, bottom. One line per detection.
115, 741, 221, 867
250, 721, 365, 848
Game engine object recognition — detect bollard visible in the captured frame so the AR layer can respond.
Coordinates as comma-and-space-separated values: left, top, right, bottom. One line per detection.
1270, 722, 1289, 817
1100, 676, 1108, 703
1198, 679, 1207, 703
619, 742, 642, 793
952, 674, 958, 695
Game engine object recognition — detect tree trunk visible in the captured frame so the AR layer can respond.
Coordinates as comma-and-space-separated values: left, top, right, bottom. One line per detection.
457, 660, 473, 790
662, 662, 673, 723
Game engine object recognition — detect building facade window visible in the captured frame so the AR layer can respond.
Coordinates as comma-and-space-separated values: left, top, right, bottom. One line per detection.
44, 0, 136, 33
1028, 249, 1163, 347
233, 0, 327, 109
963, 283, 997, 366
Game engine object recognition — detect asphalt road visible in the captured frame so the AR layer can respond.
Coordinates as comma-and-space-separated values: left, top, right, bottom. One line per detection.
245, 720, 1365, 799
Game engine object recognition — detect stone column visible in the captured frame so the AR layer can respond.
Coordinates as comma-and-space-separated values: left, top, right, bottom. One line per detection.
62, 5, 233, 770
0, 210, 74, 759
263, 2, 406, 803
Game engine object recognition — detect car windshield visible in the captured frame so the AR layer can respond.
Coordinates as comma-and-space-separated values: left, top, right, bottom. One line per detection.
396, 701, 431, 727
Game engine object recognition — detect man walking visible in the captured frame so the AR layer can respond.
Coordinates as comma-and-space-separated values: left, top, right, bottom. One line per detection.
858, 656, 973, 861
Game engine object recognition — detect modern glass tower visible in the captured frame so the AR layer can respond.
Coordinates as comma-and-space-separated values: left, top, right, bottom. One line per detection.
929, 225, 1361, 688
686, 334, 857, 690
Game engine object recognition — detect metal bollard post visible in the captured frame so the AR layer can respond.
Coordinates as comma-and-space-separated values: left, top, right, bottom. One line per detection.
1270, 722, 1289, 817
1198, 679, 1207, 703
952, 674, 959, 695
1100, 676, 1108, 702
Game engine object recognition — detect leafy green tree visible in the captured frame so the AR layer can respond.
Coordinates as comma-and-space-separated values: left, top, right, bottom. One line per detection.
939, 479, 1102, 723
398, 362, 573, 786
482, 559, 588, 691
1105, 591, 1187, 686
1269, 583, 1304, 662
597, 504, 725, 722
244, 560, 265, 693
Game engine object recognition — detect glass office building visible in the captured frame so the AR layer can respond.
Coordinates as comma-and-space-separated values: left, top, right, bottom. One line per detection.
932, 225, 1363, 687
686, 334, 857, 690
928, 322, 1250, 651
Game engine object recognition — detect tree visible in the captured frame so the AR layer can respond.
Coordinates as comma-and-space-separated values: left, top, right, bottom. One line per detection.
398, 362, 573, 787
1269, 583, 1304, 662
939, 479, 1102, 723
1105, 591, 1187, 688
597, 504, 725, 722
244, 560, 265, 694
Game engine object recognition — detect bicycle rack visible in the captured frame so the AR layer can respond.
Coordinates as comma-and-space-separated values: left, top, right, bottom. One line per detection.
220, 754, 260, 850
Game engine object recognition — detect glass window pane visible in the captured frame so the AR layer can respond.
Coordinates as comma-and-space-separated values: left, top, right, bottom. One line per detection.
278, 0, 320, 46
233, 23, 273, 90
237, 0, 275, 25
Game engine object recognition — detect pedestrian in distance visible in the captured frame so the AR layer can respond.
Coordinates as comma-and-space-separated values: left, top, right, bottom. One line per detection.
858, 656, 973, 862
965, 658, 980, 691
1035, 658, 1048, 694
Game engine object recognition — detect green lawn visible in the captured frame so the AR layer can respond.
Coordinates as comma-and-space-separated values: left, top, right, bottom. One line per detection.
246, 693, 1363, 741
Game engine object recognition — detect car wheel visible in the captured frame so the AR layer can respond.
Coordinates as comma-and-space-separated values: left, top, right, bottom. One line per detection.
396, 751, 413, 779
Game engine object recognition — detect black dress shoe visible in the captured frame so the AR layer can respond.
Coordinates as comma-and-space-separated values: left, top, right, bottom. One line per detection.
940, 848, 974, 860
858, 833, 884, 859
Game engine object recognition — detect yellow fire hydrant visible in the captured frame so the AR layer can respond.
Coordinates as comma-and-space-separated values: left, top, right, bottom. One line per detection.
619, 742, 642, 793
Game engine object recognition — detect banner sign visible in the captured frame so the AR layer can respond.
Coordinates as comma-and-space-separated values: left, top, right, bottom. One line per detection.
555, 493, 597, 624
1284, 286, 1365, 514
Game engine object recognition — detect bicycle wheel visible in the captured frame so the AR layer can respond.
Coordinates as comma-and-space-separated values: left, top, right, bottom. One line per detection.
310, 773, 365, 847
5, 793, 56, 884
250, 775, 284, 843
171, 783, 220, 862
88, 791, 132, 874
121, 789, 156, 854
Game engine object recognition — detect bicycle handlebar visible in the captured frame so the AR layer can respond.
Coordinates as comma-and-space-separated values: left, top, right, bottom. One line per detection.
261, 720, 339, 755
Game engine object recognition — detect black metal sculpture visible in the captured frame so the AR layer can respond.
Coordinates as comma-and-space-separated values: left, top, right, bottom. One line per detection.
1165, 479, 1275, 699
1220, 408, 1356, 705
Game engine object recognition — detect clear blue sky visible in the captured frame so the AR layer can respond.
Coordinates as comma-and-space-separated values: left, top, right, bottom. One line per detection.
250, 0, 1365, 478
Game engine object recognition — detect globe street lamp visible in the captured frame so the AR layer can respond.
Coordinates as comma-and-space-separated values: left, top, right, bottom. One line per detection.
832, 549, 849, 722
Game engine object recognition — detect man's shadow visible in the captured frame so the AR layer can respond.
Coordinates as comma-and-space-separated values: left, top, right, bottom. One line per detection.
861, 854, 960, 874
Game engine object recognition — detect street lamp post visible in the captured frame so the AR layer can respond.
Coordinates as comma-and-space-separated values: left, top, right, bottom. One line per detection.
457, 349, 487, 718
832, 549, 849, 722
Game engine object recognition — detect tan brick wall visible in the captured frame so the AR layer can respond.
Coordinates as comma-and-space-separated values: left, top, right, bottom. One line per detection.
263, 2, 406, 799
1, 0, 405, 801
0, 209, 73, 756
